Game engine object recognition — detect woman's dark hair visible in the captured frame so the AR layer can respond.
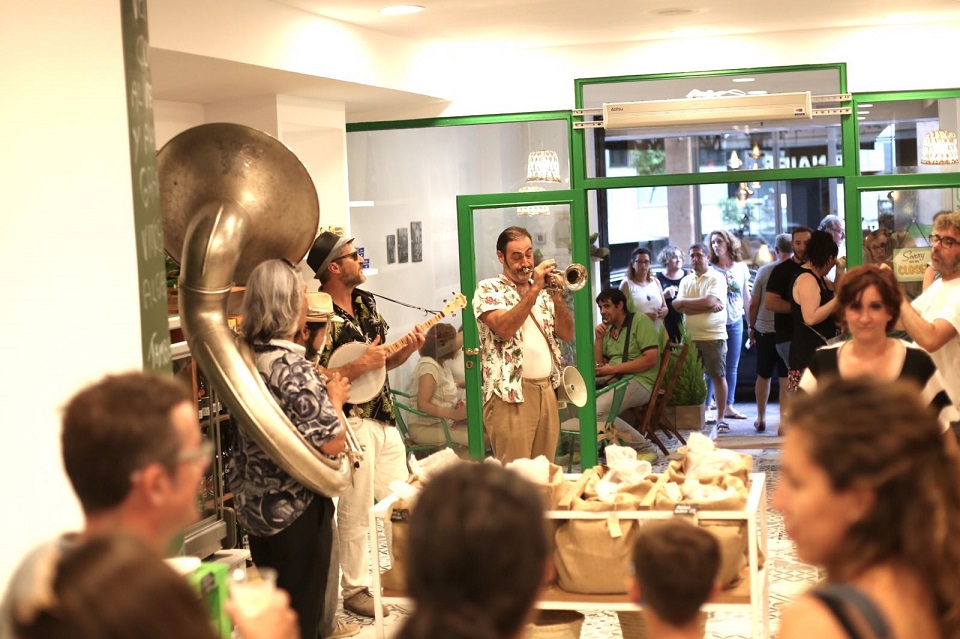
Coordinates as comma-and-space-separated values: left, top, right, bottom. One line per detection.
835, 264, 902, 333
626, 247, 654, 282
419, 323, 458, 361
804, 230, 839, 270
786, 378, 960, 639
16, 534, 217, 639
397, 463, 549, 639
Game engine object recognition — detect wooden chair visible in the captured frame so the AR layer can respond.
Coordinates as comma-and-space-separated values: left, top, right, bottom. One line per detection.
556, 376, 632, 471
390, 389, 457, 458
631, 341, 689, 455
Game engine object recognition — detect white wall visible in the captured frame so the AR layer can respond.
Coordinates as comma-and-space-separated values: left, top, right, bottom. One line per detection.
0, 0, 145, 591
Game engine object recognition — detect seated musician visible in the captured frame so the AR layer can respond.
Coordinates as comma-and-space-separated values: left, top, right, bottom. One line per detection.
592, 288, 661, 454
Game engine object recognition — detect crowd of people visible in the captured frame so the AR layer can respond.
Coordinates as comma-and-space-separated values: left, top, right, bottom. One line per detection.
2, 214, 959, 639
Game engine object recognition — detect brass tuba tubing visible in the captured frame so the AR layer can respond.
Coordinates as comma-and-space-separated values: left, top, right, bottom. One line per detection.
160, 123, 352, 498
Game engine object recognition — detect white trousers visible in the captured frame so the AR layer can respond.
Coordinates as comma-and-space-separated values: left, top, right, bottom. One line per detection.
336, 420, 408, 598
595, 378, 652, 440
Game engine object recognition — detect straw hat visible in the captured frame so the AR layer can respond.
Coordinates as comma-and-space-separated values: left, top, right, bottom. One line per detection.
305, 291, 342, 324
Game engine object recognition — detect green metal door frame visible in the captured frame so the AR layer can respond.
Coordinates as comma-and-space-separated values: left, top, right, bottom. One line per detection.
456, 189, 599, 466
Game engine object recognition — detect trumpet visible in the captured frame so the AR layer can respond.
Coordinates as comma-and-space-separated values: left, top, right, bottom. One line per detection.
313, 358, 365, 468
523, 263, 589, 292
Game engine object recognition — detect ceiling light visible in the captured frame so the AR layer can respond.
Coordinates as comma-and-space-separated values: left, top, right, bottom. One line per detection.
526, 150, 562, 183
747, 90, 768, 95
921, 130, 960, 165
859, 103, 874, 108
732, 77, 755, 83
728, 151, 742, 169
858, 110, 871, 115
380, 5, 424, 15
517, 185, 550, 217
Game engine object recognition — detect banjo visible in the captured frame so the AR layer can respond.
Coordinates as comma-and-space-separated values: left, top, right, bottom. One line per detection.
328, 294, 468, 404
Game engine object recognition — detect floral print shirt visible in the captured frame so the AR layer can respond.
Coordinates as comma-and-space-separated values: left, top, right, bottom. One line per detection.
320, 288, 395, 424
227, 339, 342, 538
473, 275, 561, 404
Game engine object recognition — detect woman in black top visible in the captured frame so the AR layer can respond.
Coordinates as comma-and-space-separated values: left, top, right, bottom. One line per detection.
788, 231, 840, 392
656, 245, 687, 343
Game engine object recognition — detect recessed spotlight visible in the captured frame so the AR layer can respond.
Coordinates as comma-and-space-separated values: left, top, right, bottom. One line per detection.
380, 4, 424, 15
732, 77, 755, 83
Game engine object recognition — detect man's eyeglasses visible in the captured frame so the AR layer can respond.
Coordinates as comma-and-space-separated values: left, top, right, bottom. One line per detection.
928, 234, 959, 249
333, 251, 360, 262
176, 440, 215, 466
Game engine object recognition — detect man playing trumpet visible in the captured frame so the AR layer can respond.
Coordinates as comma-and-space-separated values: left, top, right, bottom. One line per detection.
473, 226, 574, 463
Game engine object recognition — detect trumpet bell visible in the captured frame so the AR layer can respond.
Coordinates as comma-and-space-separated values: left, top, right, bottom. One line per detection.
558, 366, 588, 408
546, 263, 589, 292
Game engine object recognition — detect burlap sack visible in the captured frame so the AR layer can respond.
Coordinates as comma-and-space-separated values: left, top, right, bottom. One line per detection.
379, 497, 412, 591
553, 468, 664, 594
652, 469, 750, 588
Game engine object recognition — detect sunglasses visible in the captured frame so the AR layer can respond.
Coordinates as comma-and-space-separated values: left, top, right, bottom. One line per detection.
333, 250, 360, 262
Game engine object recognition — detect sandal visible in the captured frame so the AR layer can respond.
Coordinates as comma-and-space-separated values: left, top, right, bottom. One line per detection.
716, 421, 730, 434
754, 419, 766, 432
724, 408, 748, 420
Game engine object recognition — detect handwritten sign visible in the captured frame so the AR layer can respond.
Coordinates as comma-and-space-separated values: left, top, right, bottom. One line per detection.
121, 0, 171, 372
892, 247, 931, 283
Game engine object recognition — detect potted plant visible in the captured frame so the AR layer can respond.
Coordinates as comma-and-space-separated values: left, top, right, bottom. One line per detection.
664, 323, 708, 431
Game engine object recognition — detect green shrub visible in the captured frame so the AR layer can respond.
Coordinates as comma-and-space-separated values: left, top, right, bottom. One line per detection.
668, 322, 707, 406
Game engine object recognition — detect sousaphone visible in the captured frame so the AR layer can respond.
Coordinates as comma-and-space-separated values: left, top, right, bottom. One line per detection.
159, 123, 351, 497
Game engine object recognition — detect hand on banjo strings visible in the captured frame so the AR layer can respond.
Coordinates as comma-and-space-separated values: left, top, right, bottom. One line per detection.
356, 335, 388, 370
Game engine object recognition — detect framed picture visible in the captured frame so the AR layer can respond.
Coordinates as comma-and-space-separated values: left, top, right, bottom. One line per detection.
411, 221, 422, 262
386, 234, 396, 264
397, 227, 409, 263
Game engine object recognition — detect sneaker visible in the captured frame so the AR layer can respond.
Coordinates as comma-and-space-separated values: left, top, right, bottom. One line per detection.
343, 588, 389, 618
328, 622, 361, 639
636, 452, 658, 464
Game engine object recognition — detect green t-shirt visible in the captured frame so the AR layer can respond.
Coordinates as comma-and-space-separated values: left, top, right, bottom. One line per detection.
602, 313, 660, 392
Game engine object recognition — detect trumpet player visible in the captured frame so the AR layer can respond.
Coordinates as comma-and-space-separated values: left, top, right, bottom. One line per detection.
228, 259, 351, 639
473, 226, 574, 463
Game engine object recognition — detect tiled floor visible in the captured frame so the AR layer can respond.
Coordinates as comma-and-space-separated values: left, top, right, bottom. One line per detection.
334, 401, 818, 639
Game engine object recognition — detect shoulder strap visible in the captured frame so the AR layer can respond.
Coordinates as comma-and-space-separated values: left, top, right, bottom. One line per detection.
620, 312, 634, 363
812, 584, 892, 639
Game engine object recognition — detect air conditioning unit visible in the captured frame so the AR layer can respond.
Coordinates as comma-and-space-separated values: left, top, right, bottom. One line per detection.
602, 92, 813, 129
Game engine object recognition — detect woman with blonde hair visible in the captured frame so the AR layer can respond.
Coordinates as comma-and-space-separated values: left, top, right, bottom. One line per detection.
707, 229, 752, 420
620, 246, 667, 332
776, 378, 960, 639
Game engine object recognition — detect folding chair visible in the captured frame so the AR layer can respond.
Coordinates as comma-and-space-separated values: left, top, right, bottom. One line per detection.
632, 341, 689, 455
390, 389, 456, 459
556, 376, 632, 471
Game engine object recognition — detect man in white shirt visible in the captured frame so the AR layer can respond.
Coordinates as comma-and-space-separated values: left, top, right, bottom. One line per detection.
899, 211, 960, 409
673, 243, 728, 433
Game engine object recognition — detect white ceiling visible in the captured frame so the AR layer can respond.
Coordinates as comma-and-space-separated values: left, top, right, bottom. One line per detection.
151, 0, 960, 115
273, 0, 960, 48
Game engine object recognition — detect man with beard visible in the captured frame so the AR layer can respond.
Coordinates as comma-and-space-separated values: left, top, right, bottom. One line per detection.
473, 226, 574, 463
764, 226, 813, 399
898, 211, 960, 408
308, 232, 425, 619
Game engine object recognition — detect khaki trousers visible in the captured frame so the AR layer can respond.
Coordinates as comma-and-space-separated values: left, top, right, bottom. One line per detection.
483, 377, 560, 464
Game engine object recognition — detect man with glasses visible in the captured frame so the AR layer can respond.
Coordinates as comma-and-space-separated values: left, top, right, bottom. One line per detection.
0, 372, 269, 637
899, 211, 960, 406
307, 231, 424, 619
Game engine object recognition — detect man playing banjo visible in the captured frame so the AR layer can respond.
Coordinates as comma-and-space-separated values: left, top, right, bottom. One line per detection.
307, 231, 425, 619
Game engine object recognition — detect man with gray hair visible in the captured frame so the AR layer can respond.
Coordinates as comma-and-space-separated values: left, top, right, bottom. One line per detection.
747, 234, 792, 432
898, 211, 960, 409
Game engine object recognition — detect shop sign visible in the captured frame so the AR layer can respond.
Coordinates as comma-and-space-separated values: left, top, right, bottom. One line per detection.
892, 247, 931, 282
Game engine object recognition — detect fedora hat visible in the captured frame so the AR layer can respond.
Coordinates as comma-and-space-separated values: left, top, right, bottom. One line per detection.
307, 231, 354, 280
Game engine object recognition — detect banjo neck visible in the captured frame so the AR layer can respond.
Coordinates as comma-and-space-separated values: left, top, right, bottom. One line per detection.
383, 308, 452, 357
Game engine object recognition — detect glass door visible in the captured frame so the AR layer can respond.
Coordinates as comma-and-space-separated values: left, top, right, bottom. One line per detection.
456, 191, 599, 466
